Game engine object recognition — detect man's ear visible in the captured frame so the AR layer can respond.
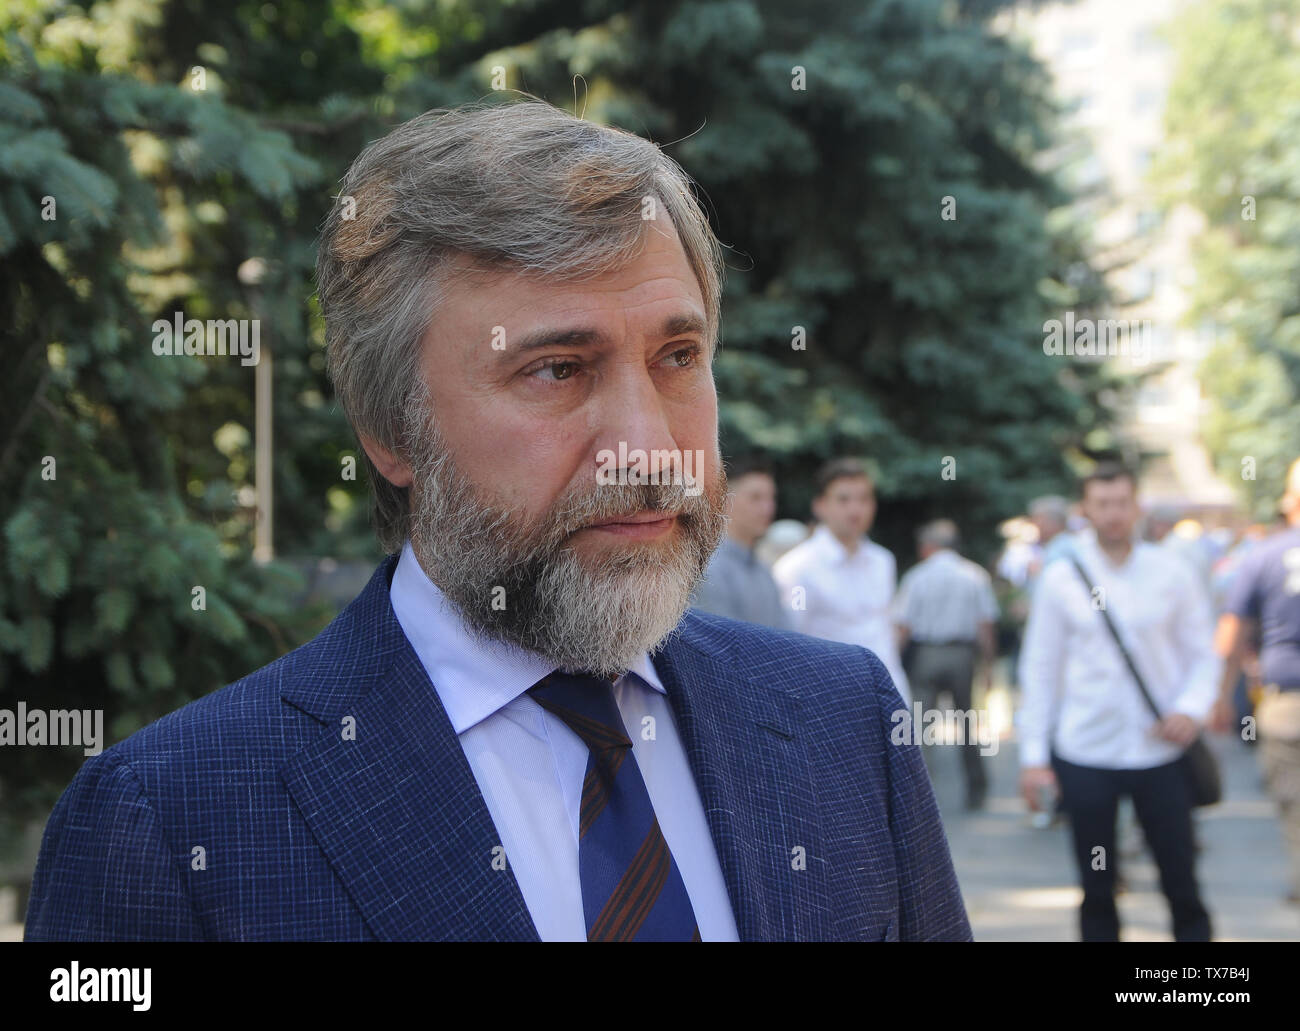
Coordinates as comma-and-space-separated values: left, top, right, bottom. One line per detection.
359, 434, 414, 488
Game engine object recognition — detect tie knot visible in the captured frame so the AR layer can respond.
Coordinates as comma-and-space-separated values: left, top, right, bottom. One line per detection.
529, 671, 632, 756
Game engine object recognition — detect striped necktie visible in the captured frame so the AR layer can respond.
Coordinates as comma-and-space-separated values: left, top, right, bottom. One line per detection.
529, 670, 701, 941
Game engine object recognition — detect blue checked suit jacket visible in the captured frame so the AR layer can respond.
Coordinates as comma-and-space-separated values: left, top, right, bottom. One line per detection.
25, 555, 973, 941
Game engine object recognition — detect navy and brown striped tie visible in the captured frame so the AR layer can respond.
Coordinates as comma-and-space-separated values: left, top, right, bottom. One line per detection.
529, 670, 701, 941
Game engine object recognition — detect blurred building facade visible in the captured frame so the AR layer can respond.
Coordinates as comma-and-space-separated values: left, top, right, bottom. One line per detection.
1001, 0, 1237, 516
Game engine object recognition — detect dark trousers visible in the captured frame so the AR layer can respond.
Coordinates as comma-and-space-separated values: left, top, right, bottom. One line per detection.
909, 641, 986, 799
1051, 753, 1211, 941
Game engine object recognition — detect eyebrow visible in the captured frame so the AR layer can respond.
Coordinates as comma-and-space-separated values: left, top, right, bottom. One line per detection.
507, 312, 708, 356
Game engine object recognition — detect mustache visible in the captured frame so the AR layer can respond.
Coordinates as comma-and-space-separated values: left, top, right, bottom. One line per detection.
403, 410, 726, 566
544, 480, 719, 540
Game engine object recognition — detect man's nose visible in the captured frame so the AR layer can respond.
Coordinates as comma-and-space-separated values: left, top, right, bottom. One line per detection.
593, 364, 681, 468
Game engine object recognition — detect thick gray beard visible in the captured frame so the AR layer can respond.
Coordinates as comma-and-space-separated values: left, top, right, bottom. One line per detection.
402, 413, 728, 681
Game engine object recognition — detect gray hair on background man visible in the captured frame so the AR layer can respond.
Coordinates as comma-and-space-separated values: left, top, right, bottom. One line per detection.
316, 97, 725, 553
918, 519, 961, 552
1028, 495, 1070, 529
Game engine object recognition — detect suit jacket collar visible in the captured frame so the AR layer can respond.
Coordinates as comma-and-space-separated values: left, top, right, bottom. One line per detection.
279, 556, 827, 941
651, 620, 830, 939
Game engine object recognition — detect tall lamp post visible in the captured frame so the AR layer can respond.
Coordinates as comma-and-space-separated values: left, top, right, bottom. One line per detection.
238, 257, 273, 564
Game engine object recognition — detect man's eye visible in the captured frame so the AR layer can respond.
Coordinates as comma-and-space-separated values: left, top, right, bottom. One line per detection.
531, 360, 579, 381
667, 345, 702, 368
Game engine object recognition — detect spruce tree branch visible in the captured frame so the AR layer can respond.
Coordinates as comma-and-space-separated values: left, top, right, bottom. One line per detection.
0, 357, 52, 478
257, 110, 368, 136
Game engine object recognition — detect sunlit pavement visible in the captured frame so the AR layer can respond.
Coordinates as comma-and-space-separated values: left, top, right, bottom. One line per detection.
932, 683, 1300, 942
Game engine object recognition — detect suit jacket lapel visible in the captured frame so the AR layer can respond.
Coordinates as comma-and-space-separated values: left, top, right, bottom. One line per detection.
277, 560, 828, 941
278, 558, 539, 941
654, 622, 830, 941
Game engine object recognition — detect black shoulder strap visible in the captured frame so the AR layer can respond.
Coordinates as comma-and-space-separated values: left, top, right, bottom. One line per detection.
1068, 555, 1165, 722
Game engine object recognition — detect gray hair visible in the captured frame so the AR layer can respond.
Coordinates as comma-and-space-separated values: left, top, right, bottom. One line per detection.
1028, 495, 1070, 527
918, 519, 960, 551
316, 97, 726, 553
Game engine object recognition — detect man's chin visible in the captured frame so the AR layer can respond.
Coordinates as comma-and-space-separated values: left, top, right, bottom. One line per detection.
426, 545, 701, 675
537, 607, 690, 681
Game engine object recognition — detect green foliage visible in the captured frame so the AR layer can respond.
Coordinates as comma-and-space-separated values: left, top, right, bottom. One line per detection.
1155, 0, 1300, 518
0, 7, 358, 838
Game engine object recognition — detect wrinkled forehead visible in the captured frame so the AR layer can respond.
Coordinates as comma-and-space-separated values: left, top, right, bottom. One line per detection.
420, 222, 709, 357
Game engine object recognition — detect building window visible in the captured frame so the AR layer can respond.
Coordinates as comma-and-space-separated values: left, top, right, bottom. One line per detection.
1136, 208, 1162, 235
1060, 30, 1098, 67
1133, 24, 1165, 53
1133, 86, 1164, 115
1129, 265, 1156, 301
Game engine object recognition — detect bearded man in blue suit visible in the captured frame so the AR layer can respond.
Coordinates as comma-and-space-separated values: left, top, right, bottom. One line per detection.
26, 98, 972, 942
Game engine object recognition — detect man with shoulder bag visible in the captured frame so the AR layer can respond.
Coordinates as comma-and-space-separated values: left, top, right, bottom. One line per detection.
1017, 462, 1221, 941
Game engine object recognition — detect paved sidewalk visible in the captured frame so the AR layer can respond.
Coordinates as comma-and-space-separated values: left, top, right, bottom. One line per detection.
930, 688, 1300, 941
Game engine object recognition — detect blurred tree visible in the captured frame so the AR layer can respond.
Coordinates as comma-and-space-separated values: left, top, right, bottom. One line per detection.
0, 2, 371, 840
1156, 0, 1300, 519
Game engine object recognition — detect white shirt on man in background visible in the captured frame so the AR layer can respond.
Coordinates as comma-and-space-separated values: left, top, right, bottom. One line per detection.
772, 524, 911, 705
1017, 528, 1220, 770
895, 548, 999, 644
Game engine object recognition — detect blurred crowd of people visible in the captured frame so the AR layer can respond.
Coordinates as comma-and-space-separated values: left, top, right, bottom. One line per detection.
690, 453, 1300, 941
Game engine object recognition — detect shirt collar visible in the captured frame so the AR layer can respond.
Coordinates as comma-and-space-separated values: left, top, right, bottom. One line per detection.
812, 523, 868, 563
388, 540, 665, 735
1076, 526, 1141, 572
922, 547, 958, 565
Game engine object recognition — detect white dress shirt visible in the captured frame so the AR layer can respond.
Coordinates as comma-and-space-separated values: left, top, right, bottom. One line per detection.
1016, 529, 1221, 769
388, 541, 740, 941
771, 524, 911, 704
894, 548, 999, 643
